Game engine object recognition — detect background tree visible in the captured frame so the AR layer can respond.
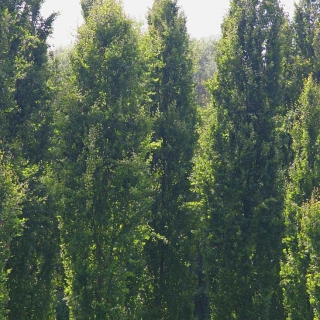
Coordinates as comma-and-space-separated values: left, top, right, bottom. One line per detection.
190, 37, 218, 320
193, 0, 286, 318
192, 37, 217, 107
143, 0, 198, 319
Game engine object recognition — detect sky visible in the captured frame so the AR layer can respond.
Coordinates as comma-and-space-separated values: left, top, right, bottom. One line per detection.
40, 0, 297, 48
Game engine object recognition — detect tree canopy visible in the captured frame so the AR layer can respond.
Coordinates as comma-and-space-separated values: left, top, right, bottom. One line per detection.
2, 0, 320, 319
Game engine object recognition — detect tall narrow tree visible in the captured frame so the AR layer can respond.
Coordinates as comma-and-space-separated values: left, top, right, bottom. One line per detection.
143, 1, 198, 318
293, 0, 320, 79
0, 1, 58, 319
193, 0, 286, 318
53, 1, 152, 318
281, 76, 320, 320
0, 158, 25, 319
280, 2, 320, 318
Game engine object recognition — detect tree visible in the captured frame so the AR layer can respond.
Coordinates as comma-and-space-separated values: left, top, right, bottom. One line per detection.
280, 2, 320, 317
0, 1, 58, 319
81, 0, 97, 19
293, 0, 320, 79
143, 1, 198, 318
53, 1, 152, 318
193, 0, 286, 318
281, 76, 320, 320
0, 158, 25, 319
301, 193, 320, 319
192, 37, 217, 107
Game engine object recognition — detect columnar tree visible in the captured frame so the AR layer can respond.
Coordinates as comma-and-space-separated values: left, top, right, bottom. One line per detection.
193, 0, 286, 318
0, 159, 25, 319
143, 1, 198, 319
53, 1, 152, 318
301, 193, 320, 319
81, 0, 97, 19
280, 1, 320, 318
281, 76, 320, 319
0, 1, 58, 319
293, 0, 320, 79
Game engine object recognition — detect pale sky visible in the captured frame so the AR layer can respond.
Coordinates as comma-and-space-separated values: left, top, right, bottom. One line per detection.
41, 0, 296, 48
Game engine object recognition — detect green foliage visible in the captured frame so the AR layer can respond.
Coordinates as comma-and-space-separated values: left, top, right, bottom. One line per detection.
3, 1, 320, 319
281, 8, 319, 319
0, 9, 15, 138
191, 104, 216, 320
293, 0, 320, 78
0, 1, 59, 319
192, 37, 217, 106
301, 192, 320, 319
192, 0, 287, 318
7, 164, 60, 320
2, 1, 56, 162
81, 0, 99, 20
52, 1, 153, 318
143, 1, 198, 319
281, 76, 320, 319
0, 156, 25, 319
